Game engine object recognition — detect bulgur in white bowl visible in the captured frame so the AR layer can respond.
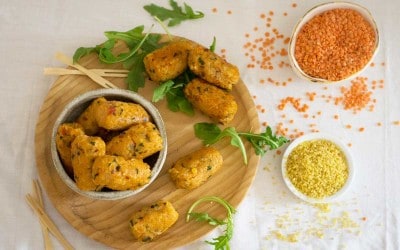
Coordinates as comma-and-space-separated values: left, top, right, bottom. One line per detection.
281, 133, 354, 203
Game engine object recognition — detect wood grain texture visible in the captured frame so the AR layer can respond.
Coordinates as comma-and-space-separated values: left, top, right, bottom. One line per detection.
35, 43, 260, 249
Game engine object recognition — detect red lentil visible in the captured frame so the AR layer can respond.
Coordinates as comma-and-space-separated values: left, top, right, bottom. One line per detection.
336, 77, 372, 113
294, 9, 376, 81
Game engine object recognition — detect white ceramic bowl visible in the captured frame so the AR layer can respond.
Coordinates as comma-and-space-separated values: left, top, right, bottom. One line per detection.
281, 133, 354, 203
288, 1, 379, 83
51, 89, 167, 200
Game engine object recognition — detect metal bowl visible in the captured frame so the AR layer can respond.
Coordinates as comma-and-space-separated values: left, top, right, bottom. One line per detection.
288, 1, 379, 83
51, 89, 167, 200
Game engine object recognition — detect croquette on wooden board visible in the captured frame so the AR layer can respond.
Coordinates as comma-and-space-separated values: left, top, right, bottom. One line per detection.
35, 36, 260, 249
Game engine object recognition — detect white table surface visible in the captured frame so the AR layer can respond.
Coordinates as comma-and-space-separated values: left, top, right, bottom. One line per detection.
1, 0, 399, 249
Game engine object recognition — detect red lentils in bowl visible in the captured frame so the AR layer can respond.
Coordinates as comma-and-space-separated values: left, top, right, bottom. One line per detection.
288, 2, 379, 82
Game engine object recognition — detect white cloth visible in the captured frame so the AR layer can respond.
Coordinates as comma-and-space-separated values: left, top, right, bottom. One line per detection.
0, 0, 399, 249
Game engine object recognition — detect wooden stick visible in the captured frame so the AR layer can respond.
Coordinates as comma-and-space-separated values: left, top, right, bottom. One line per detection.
43, 68, 129, 77
26, 194, 74, 250
55, 52, 118, 89
32, 180, 53, 250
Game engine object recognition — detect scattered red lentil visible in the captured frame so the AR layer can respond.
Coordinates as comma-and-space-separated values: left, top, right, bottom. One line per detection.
212, 7, 217, 13
377, 122, 382, 126
358, 127, 365, 132
294, 9, 376, 81
227, 10, 232, 14
336, 77, 372, 113
394, 121, 400, 126
334, 115, 339, 120
278, 97, 309, 112
292, 3, 297, 8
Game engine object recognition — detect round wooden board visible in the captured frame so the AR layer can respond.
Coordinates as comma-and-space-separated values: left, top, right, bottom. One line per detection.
35, 46, 260, 249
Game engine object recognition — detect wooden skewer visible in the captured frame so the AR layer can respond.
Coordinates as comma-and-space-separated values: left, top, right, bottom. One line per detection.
26, 194, 74, 250
55, 52, 118, 89
32, 180, 53, 250
43, 68, 129, 77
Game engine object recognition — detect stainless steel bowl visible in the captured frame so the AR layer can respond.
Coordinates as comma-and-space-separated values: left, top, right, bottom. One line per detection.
51, 89, 167, 200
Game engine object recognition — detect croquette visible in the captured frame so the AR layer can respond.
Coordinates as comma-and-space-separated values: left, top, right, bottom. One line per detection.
55, 122, 85, 177
76, 97, 107, 135
95, 100, 149, 130
184, 78, 238, 125
92, 155, 151, 191
188, 45, 240, 90
168, 147, 223, 190
143, 40, 196, 82
106, 121, 163, 159
70, 135, 106, 191
129, 200, 179, 242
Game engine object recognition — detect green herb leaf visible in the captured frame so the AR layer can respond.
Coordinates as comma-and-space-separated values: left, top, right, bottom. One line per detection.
194, 123, 289, 164
187, 196, 236, 250
152, 80, 175, 102
193, 122, 223, 145
209, 36, 216, 52
144, 0, 204, 27
73, 25, 162, 92
99, 29, 152, 64
166, 86, 194, 116
73, 46, 99, 63
240, 126, 289, 156
187, 212, 225, 226
194, 123, 248, 164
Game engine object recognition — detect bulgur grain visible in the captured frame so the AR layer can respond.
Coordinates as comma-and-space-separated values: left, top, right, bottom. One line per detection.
294, 9, 376, 81
286, 139, 349, 199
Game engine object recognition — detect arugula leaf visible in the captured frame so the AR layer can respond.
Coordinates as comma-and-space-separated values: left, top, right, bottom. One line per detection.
194, 123, 289, 164
187, 196, 236, 250
187, 212, 225, 226
144, 0, 204, 27
73, 25, 162, 92
166, 86, 194, 116
73, 46, 99, 63
209, 36, 217, 52
152, 80, 176, 102
240, 126, 289, 155
98, 29, 152, 64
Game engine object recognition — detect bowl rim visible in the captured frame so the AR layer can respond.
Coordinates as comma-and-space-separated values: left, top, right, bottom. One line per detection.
51, 88, 167, 200
281, 132, 354, 203
288, 1, 380, 83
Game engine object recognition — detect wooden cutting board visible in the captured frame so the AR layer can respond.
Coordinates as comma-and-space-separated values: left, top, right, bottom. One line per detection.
35, 43, 260, 249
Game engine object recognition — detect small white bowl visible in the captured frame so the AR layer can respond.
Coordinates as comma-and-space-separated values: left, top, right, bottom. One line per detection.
281, 133, 354, 203
288, 1, 379, 83
51, 89, 167, 200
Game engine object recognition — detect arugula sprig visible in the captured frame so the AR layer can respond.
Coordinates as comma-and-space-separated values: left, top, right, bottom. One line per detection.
72, 25, 162, 92
187, 196, 236, 250
144, 0, 204, 27
194, 123, 289, 164
152, 79, 194, 115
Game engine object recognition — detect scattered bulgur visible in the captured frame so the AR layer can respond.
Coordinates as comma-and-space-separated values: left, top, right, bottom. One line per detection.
286, 139, 349, 199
